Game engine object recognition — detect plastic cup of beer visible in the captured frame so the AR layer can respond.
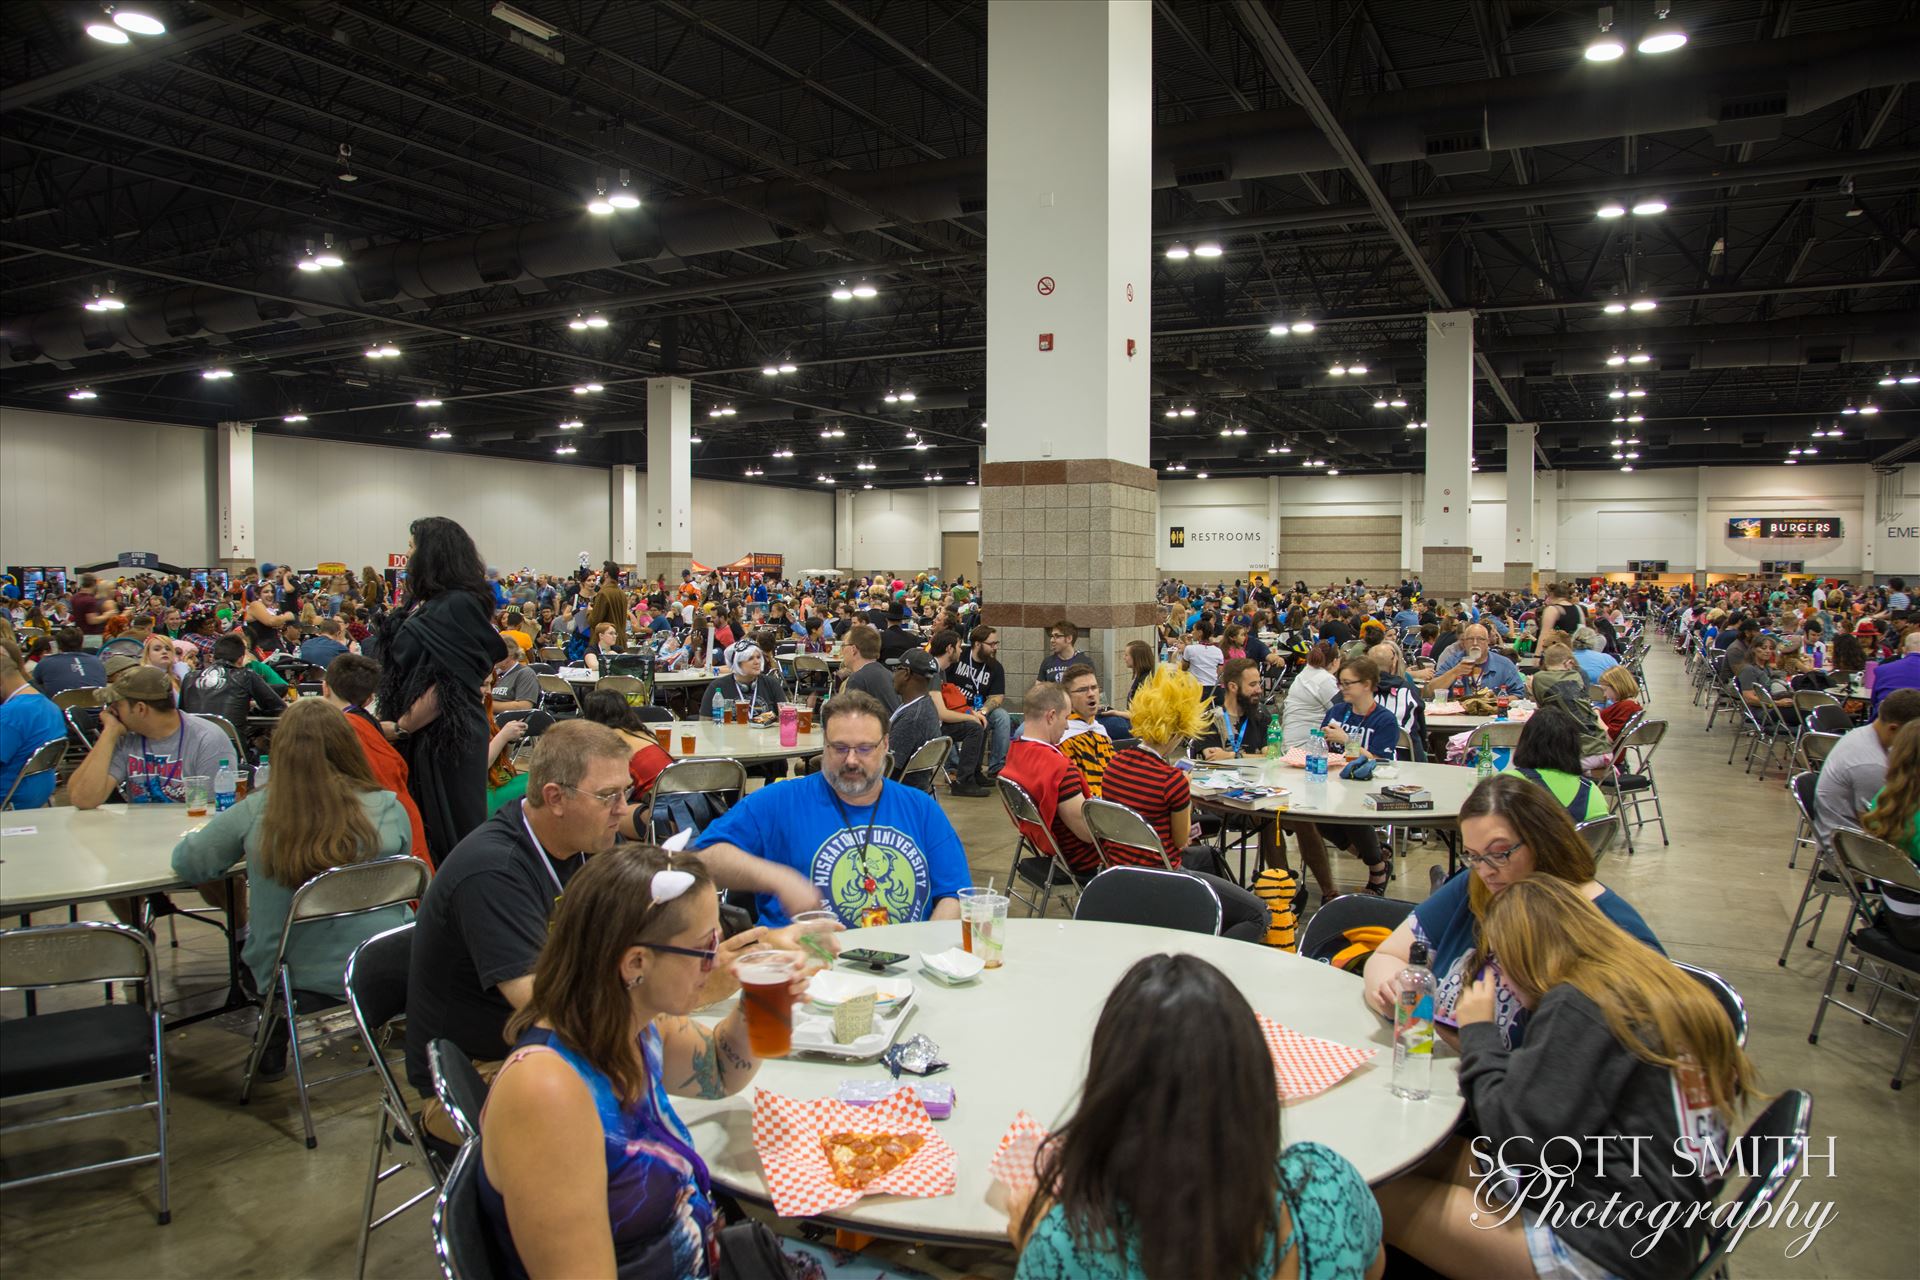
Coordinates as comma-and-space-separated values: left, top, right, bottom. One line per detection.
184, 775, 211, 818
722, 704, 735, 725
681, 733, 697, 755
655, 727, 673, 751
734, 949, 800, 1057
955, 887, 991, 956
734, 699, 751, 724
797, 706, 813, 733
965, 891, 1009, 968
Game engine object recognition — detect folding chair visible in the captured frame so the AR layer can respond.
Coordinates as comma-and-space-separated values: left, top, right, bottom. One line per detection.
594, 675, 646, 706
428, 1039, 490, 1143
1466, 720, 1524, 765
1702, 656, 1737, 732
894, 735, 952, 795
1575, 816, 1621, 861
1299, 893, 1416, 964
1684, 1091, 1813, 1280
347, 924, 441, 1279
239, 856, 432, 1148
1074, 866, 1221, 935
1804, 703, 1852, 737
1674, 961, 1748, 1047
1808, 829, 1920, 1088
538, 646, 566, 663
995, 776, 1093, 918
649, 759, 747, 842
628, 704, 673, 724
1795, 730, 1843, 775
1601, 715, 1669, 849
791, 654, 833, 703
0, 736, 67, 810
1727, 692, 1791, 776
432, 1141, 510, 1280
0, 921, 170, 1224
1083, 796, 1174, 870
534, 674, 578, 716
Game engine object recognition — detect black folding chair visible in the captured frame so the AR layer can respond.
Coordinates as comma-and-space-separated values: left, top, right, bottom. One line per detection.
1074, 866, 1222, 935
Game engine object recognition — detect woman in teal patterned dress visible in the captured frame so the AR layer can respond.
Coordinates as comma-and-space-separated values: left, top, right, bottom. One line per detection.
1010, 954, 1384, 1280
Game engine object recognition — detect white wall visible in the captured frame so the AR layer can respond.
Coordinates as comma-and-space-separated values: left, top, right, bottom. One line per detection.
1159, 476, 1271, 573
1, 408, 216, 565
0, 407, 835, 577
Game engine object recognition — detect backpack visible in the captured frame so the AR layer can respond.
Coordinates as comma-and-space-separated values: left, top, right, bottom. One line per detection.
1535, 680, 1612, 760
1251, 868, 1299, 951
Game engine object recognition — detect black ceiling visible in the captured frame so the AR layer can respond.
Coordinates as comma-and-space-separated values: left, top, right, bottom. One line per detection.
2, 0, 1916, 487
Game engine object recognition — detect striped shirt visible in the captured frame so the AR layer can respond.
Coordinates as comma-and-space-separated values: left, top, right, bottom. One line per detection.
1097, 745, 1189, 869
1059, 716, 1114, 796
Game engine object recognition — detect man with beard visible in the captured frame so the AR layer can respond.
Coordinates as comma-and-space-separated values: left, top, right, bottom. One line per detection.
693, 690, 968, 929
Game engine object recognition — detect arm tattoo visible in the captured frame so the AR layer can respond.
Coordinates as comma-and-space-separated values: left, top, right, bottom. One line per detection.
674, 1022, 729, 1100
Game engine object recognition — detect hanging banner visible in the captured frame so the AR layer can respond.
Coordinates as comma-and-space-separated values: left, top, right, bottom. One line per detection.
1726, 517, 1842, 540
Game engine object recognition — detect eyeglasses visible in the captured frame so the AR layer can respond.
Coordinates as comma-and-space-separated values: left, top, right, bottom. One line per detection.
640, 926, 721, 973
1049, 633, 1070, 641
561, 783, 631, 809
1462, 842, 1525, 869
825, 740, 884, 759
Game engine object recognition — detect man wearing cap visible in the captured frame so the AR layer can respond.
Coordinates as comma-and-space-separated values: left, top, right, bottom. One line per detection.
68, 666, 232, 807
699, 641, 787, 724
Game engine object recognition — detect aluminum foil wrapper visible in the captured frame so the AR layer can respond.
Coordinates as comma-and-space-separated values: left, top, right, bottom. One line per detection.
881, 1033, 949, 1078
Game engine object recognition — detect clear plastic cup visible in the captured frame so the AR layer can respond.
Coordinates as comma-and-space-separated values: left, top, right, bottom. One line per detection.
789, 908, 841, 974
965, 891, 1009, 968
184, 775, 211, 817
733, 949, 800, 1057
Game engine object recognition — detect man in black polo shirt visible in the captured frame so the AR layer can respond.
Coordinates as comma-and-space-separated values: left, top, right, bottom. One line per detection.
879, 602, 920, 663
948, 624, 1009, 778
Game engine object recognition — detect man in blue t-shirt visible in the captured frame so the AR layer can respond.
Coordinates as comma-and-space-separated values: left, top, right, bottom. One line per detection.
693, 690, 969, 928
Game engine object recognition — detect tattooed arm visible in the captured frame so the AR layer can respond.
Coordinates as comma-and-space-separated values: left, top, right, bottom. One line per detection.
658, 1009, 762, 1101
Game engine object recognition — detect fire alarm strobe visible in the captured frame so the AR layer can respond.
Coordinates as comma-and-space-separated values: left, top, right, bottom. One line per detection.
1038, 333, 1053, 352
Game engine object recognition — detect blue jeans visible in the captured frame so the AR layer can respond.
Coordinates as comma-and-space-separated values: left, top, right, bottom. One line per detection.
984, 706, 1011, 774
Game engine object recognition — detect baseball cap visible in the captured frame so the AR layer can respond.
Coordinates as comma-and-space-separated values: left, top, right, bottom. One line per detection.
104, 654, 143, 680
901, 648, 938, 678
100, 666, 174, 703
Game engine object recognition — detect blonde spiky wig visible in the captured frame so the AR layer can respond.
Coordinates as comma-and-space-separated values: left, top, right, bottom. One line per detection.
1127, 663, 1212, 746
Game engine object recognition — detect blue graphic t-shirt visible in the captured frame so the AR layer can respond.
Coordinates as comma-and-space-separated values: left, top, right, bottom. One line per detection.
692, 773, 970, 928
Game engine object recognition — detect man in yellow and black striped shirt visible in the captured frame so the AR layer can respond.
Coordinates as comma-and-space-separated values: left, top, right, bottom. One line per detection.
1059, 664, 1114, 795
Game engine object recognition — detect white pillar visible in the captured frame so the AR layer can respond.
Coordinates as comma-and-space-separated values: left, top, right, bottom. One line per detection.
215, 420, 255, 568
1266, 475, 1282, 573
1421, 311, 1475, 595
1538, 470, 1559, 574
983, 0, 1156, 683
835, 489, 855, 572
610, 464, 639, 570
645, 377, 691, 581
1504, 423, 1536, 590
1400, 473, 1417, 578
1693, 466, 1712, 587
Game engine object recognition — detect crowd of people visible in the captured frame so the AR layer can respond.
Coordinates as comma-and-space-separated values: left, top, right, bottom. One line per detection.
5, 536, 1917, 1280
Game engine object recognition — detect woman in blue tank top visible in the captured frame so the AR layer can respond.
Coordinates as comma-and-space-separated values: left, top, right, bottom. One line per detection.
475, 847, 813, 1279
1009, 954, 1383, 1280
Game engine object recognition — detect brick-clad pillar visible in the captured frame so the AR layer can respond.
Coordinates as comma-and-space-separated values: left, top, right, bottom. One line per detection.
981, 460, 1158, 690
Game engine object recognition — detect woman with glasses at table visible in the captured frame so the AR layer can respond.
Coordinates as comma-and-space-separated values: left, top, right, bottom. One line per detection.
1359, 775, 1662, 1050
477, 846, 858, 1280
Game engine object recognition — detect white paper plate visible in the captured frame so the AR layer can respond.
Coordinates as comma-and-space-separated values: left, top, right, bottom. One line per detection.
805, 969, 914, 1011
788, 990, 916, 1060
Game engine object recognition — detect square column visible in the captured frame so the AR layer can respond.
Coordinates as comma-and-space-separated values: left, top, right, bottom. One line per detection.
982, 0, 1156, 683
216, 420, 255, 572
611, 464, 639, 572
1422, 311, 1475, 597
1503, 423, 1536, 590
645, 377, 692, 582
1538, 470, 1559, 575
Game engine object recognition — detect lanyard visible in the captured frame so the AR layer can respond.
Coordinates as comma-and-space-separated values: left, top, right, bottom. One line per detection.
519, 802, 581, 897
828, 785, 884, 877
1228, 712, 1250, 754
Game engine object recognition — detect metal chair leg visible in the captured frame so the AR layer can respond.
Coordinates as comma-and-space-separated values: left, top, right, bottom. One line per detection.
283, 971, 318, 1149
355, 1107, 389, 1279
151, 1008, 171, 1226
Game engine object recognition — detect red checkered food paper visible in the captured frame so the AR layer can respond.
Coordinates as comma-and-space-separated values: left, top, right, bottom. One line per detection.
1257, 1013, 1378, 1100
988, 1110, 1050, 1194
750, 1086, 957, 1218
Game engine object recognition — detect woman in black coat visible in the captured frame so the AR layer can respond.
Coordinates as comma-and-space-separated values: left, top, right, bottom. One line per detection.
374, 516, 507, 864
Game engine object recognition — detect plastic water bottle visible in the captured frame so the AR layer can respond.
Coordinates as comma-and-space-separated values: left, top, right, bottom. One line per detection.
711, 694, 724, 727
214, 757, 237, 812
1305, 728, 1328, 808
252, 755, 269, 791
1391, 942, 1437, 1101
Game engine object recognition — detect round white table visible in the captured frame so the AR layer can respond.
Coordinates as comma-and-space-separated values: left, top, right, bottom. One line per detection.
1190, 758, 1478, 827
0, 804, 206, 914
657, 718, 824, 765
678, 919, 1463, 1244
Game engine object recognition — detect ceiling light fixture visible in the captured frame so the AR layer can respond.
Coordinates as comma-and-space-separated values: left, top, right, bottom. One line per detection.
1627, 386, 1647, 398
1165, 461, 1187, 472
572, 383, 603, 395
912, 441, 930, 451
1374, 396, 1390, 409
1784, 458, 1798, 465
1585, 7, 1626, 61
688, 432, 702, 444
86, 15, 130, 43
819, 425, 845, 439
1606, 350, 1626, 367
1347, 360, 1368, 375
1276, 444, 1293, 453
554, 443, 577, 455
1631, 197, 1669, 215
1195, 471, 1209, 480
1629, 297, 1657, 312
313, 235, 344, 269
772, 447, 793, 459
69, 387, 98, 400
1603, 300, 1627, 314
429, 428, 452, 440
1193, 242, 1224, 259
1840, 402, 1858, 415
856, 460, 876, 471
1621, 464, 1635, 472
201, 367, 234, 380
744, 466, 763, 477
1164, 243, 1191, 261
1596, 200, 1627, 219
84, 285, 125, 312
1163, 408, 1178, 419
1638, 5, 1688, 53
415, 397, 443, 408
831, 282, 854, 301
1327, 468, 1341, 476
1900, 369, 1920, 385
1390, 395, 1408, 408
925, 472, 944, 483
1609, 387, 1627, 400
335, 143, 357, 183
1627, 414, 1644, 423
586, 182, 615, 216
852, 280, 877, 298
607, 171, 641, 210
1291, 319, 1316, 334
558, 418, 583, 430
817, 475, 836, 485
1628, 350, 1652, 364
365, 343, 400, 358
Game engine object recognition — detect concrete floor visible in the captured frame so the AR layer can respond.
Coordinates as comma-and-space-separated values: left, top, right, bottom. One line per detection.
2, 643, 1916, 1278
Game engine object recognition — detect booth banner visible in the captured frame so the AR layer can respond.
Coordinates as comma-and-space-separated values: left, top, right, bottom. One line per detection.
1727, 517, 1842, 540
388, 553, 409, 569
316, 561, 348, 576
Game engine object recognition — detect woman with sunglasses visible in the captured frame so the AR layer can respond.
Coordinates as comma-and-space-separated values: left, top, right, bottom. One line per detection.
1360, 775, 1662, 1049
479, 846, 831, 1280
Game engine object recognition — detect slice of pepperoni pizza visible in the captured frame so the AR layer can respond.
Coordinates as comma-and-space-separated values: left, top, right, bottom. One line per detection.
818, 1130, 926, 1189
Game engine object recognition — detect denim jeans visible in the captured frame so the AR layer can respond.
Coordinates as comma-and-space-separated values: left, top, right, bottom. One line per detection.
984, 705, 1012, 774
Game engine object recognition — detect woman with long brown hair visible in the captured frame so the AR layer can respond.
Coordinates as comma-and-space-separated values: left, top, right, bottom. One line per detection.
1361, 774, 1662, 1048
1012, 953, 1382, 1280
1377, 876, 1761, 1280
477, 846, 837, 1279
1865, 719, 1920, 862
171, 698, 414, 1074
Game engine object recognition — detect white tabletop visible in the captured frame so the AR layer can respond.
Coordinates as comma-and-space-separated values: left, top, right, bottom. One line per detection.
1190, 758, 1477, 826
656, 718, 824, 764
1424, 712, 1498, 731
0, 804, 208, 913
776, 652, 841, 667
678, 919, 1462, 1243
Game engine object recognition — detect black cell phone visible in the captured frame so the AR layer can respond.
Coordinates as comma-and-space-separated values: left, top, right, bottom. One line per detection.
839, 949, 910, 971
